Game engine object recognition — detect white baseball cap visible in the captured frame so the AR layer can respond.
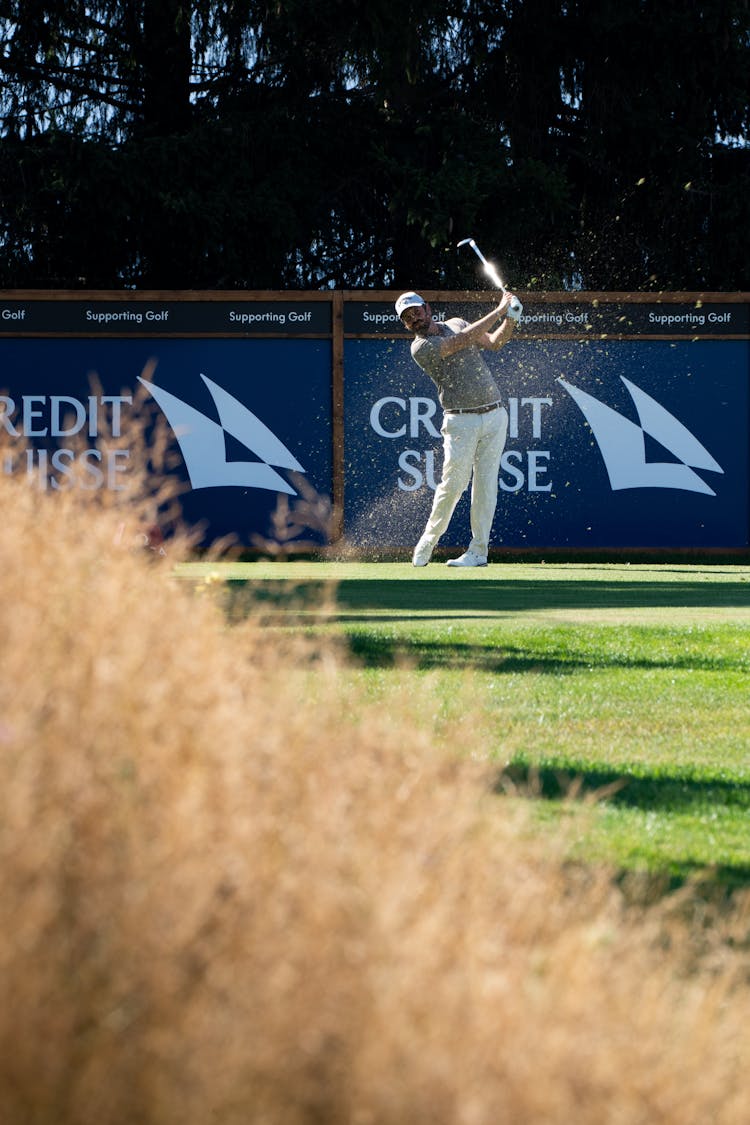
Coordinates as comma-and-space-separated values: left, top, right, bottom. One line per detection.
395, 291, 425, 317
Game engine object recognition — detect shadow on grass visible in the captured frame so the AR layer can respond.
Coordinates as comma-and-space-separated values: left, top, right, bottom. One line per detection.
346, 635, 586, 673
498, 762, 750, 810
222, 576, 750, 630
344, 634, 746, 674
498, 762, 750, 893
225, 577, 750, 618
338, 579, 750, 613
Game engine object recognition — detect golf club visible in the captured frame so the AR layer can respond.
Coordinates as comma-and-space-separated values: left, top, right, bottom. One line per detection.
457, 238, 506, 293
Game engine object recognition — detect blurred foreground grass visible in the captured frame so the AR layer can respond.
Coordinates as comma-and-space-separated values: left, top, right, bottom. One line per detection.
3, 480, 750, 1125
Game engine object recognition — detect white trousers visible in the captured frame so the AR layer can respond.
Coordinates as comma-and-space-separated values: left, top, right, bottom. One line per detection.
419, 406, 509, 556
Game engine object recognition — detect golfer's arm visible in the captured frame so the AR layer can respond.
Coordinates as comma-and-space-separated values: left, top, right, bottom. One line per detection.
439, 304, 506, 357
485, 316, 516, 351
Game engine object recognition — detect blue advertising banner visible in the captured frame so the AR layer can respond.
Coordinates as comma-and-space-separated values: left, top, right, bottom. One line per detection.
0, 338, 333, 547
343, 338, 749, 550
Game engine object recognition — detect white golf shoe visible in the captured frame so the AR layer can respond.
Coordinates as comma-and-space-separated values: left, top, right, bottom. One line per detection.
446, 550, 487, 568
412, 537, 434, 567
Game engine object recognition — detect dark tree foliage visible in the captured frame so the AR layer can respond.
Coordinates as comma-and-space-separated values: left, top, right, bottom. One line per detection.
0, 0, 747, 290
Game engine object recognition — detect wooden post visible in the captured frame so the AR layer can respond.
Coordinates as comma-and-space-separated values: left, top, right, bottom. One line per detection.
331, 289, 345, 542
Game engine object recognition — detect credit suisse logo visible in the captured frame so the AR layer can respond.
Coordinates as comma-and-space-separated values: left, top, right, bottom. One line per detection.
139, 374, 305, 495
559, 377, 724, 496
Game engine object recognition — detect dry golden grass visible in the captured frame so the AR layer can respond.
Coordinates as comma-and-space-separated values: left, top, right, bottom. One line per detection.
1, 450, 749, 1125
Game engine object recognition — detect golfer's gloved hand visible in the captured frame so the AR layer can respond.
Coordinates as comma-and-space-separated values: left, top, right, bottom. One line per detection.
506, 296, 523, 323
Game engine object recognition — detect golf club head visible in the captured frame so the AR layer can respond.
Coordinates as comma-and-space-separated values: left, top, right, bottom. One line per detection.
457, 237, 488, 267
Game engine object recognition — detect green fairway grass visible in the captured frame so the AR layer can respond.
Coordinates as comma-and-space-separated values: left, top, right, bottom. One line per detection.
178, 560, 750, 888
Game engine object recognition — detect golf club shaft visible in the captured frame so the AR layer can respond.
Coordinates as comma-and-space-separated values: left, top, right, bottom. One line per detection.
457, 238, 506, 293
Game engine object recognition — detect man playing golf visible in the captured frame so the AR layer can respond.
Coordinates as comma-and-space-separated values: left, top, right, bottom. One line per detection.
395, 289, 523, 567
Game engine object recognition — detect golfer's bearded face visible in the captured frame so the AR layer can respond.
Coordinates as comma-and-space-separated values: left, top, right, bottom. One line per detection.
401, 303, 432, 335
